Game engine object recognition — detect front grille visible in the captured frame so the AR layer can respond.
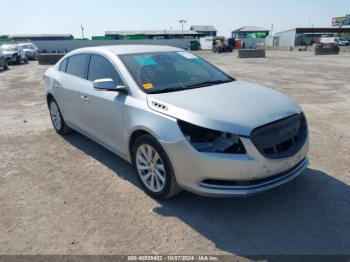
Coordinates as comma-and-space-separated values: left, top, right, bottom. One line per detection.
250, 113, 307, 159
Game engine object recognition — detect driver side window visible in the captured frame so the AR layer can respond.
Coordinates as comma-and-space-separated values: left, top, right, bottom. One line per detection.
173, 58, 211, 80
88, 54, 123, 85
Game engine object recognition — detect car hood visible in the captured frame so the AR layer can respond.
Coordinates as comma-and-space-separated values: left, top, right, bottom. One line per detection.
147, 80, 302, 136
2, 51, 17, 55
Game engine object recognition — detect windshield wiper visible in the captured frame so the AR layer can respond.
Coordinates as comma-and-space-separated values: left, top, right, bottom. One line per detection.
186, 79, 233, 89
148, 87, 187, 94
147, 79, 233, 94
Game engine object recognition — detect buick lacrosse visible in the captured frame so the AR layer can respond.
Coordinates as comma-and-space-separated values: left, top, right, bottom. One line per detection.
44, 45, 309, 199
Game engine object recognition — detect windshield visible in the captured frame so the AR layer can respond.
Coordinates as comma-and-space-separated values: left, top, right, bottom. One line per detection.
1, 45, 19, 51
119, 51, 234, 94
20, 44, 35, 49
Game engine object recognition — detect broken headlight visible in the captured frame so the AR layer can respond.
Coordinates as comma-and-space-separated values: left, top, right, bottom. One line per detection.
177, 120, 246, 154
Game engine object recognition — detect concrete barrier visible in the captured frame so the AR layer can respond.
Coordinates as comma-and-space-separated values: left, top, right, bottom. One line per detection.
238, 49, 266, 58
37, 53, 65, 65
315, 46, 339, 55
265, 45, 350, 53
33, 39, 194, 53
340, 46, 350, 53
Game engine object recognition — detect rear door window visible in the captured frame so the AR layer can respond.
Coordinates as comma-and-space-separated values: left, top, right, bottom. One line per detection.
66, 54, 89, 79
59, 58, 68, 72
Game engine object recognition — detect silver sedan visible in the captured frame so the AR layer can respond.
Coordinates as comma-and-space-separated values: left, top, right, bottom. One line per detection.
44, 45, 309, 199
0, 44, 28, 64
0, 51, 9, 70
18, 43, 39, 60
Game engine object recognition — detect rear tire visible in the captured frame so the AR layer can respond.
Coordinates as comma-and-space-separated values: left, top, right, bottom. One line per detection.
49, 99, 72, 135
132, 134, 181, 200
4, 61, 8, 70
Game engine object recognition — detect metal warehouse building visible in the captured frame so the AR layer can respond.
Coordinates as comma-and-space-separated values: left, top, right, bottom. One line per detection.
232, 26, 269, 39
9, 34, 74, 41
189, 25, 217, 37
231, 26, 270, 48
270, 27, 350, 47
105, 30, 203, 40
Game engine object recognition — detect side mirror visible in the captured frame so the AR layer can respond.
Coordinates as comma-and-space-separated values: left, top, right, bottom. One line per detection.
93, 78, 128, 94
93, 78, 116, 90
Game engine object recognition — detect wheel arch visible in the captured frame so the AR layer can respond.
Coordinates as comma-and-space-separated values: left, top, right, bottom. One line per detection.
46, 93, 55, 107
128, 129, 154, 163
46, 93, 63, 113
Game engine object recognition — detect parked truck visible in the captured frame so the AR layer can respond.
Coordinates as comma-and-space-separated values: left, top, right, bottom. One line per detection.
212, 37, 233, 53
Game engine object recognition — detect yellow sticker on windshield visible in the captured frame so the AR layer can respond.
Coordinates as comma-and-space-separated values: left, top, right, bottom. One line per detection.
143, 83, 154, 90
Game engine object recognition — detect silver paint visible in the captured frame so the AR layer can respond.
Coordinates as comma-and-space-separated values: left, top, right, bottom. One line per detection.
44, 45, 309, 197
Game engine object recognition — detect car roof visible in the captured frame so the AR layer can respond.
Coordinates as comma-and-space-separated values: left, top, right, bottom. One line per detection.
72, 45, 184, 55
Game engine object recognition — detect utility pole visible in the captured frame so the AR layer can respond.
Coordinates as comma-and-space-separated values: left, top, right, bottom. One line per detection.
81, 24, 85, 39
179, 20, 187, 39
271, 24, 274, 36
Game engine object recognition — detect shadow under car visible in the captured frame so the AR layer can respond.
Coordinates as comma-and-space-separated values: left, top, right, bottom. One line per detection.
63, 132, 350, 257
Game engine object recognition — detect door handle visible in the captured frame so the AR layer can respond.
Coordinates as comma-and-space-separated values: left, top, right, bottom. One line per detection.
81, 95, 89, 101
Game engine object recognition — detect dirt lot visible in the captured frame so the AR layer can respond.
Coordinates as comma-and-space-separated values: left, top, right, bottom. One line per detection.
0, 51, 349, 257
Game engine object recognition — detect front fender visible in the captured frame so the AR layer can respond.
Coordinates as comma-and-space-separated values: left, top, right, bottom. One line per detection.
124, 98, 185, 161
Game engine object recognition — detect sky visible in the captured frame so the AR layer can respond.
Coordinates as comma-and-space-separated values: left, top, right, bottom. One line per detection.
0, 0, 349, 38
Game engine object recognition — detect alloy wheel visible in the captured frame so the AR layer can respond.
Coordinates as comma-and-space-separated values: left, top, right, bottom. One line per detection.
50, 101, 62, 130
136, 144, 166, 193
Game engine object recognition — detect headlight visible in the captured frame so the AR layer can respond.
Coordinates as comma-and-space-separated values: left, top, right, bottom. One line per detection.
177, 120, 246, 154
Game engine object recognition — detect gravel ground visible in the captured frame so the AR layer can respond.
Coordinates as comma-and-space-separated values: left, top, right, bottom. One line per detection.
0, 51, 349, 257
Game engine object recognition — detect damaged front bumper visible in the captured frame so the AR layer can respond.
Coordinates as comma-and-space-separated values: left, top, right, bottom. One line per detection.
160, 136, 309, 197
5, 55, 17, 62
198, 158, 308, 196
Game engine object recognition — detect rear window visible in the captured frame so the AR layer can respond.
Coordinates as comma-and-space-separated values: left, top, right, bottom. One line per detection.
21, 44, 35, 49
66, 54, 89, 78
59, 59, 68, 72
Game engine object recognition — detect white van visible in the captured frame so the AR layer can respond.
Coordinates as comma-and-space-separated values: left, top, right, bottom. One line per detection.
320, 37, 349, 46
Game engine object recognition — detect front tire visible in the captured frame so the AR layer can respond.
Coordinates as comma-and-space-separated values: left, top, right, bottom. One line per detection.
49, 99, 72, 135
15, 54, 20, 65
4, 61, 8, 70
132, 135, 181, 200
